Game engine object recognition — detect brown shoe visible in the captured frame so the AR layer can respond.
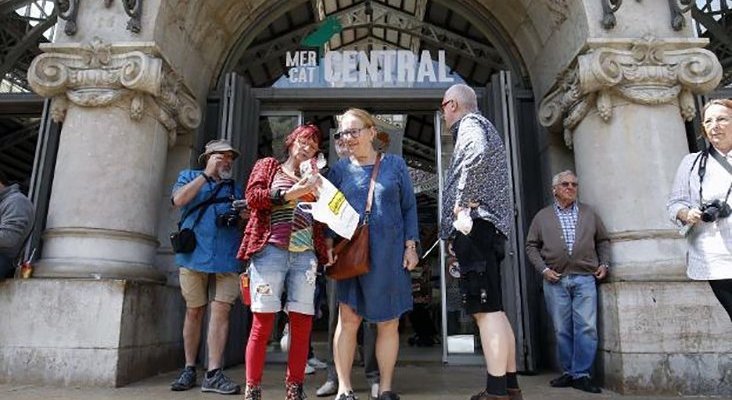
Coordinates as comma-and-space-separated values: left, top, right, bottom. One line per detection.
470, 389, 510, 400
507, 388, 523, 400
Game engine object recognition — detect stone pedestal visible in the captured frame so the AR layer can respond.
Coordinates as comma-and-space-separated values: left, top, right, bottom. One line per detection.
540, 37, 730, 395
0, 279, 185, 387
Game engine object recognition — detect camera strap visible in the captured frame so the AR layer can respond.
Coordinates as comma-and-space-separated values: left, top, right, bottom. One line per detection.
708, 147, 732, 176
698, 145, 732, 206
178, 180, 232, 230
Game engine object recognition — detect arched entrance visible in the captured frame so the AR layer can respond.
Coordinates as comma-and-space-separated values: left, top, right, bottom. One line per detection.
205, 0, 549, 372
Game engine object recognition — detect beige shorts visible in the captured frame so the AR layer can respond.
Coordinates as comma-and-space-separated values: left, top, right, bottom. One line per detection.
179, 267, 240, 308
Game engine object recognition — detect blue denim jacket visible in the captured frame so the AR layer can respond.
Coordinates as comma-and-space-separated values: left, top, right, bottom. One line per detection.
172, 169, 243, 273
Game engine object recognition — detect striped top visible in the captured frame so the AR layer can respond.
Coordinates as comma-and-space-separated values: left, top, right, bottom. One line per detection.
268, 168, 316, 252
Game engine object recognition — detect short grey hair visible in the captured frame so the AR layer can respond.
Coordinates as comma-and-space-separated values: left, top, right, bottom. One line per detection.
445, 84, 478, 113
552, 170, 576, 186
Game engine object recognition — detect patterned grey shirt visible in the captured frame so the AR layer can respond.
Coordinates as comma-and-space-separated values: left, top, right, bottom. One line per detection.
439, 113, 512, 239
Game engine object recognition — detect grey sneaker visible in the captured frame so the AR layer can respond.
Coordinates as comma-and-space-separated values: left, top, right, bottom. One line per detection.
316, 380, 337, 397
170, 366, 196, 391
201, 369, 241, 395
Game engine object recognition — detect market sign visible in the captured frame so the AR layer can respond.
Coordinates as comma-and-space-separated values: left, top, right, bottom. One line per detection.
285, 49, 455, 85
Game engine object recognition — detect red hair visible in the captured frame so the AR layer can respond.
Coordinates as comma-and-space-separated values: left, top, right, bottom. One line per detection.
285, 123, 321, 150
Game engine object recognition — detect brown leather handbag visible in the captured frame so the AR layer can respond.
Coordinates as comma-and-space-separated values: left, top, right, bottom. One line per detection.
327, 154, 381, 281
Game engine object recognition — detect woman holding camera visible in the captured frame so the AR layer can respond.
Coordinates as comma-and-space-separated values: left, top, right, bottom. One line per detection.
667, 98, 732, 321
237, 123, 328, 400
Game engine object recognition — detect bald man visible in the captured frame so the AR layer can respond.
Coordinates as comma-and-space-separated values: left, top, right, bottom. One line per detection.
439, 84, 522, 400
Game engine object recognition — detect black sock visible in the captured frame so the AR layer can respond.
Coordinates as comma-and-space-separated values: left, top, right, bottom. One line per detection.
485, 373, 507, 396
206, 368, 221, 378
506, 372, 519, 389
184, 365, 196, 371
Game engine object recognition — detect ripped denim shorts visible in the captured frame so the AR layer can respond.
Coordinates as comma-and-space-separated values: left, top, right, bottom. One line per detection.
247, 244, 318, 315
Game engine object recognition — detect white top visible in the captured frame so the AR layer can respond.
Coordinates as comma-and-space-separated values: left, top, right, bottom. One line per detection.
667, 149, 732, 280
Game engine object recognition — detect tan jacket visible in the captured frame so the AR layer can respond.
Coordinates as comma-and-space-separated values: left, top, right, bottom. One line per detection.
525, 202, 610, 275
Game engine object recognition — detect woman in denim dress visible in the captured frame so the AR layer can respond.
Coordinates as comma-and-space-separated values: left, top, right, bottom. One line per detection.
327, 108, 419, 400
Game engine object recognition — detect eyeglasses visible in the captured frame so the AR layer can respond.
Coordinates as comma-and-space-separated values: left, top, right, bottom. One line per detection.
440, 99, 454, 113
334, 127, 367, 140
703, 116, 731, 128
559, 182, 578, 188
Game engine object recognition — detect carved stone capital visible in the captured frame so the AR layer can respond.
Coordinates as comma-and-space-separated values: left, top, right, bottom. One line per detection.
539, 36, 722, 148
28, 38, 201, 144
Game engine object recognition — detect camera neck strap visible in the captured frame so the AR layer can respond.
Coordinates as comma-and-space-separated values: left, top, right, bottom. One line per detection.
698, 145, 732, 206
179, 180, 231, 229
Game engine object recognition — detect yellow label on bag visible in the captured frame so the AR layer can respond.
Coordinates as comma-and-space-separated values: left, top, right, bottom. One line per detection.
328, 191, 346, 215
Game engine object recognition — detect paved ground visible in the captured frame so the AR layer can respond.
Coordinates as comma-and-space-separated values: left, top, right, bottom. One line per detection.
1, 362, 726, 400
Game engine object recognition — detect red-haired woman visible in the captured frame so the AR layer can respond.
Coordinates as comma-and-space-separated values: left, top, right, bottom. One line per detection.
237, 123, 328, 400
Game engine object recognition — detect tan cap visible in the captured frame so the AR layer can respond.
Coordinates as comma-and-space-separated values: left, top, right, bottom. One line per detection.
198, 139, 240, 164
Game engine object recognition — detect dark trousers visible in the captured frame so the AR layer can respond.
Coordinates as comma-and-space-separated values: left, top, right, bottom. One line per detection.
709, 279, 732, 322
0, 254, 14, 279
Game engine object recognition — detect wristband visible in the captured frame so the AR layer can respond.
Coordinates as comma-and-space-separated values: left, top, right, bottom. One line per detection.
405, 243, 416, 250
271, 188, 286, 205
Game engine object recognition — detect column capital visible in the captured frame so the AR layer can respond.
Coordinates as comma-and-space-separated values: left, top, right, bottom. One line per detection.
539, 36, 723, 148
27, 37, 201, 145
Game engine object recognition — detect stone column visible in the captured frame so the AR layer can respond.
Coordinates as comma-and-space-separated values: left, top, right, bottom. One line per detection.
28, 38, 202, 283
540, 37, 731, 395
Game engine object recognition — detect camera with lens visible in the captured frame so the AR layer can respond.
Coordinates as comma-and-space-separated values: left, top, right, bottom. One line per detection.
700, 199, 732, 222
215, 198, 246, 228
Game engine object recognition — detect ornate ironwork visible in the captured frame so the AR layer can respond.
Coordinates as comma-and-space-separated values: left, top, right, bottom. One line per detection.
121, 0, 142, 34
693, 0, 732, 86
54, 0, 79, 36
602, 0, 692, 31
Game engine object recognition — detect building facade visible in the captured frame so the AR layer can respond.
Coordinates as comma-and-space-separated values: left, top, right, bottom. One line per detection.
0, 0, 730, 395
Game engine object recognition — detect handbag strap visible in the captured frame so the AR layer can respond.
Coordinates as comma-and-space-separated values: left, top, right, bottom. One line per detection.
363, 153, 382, 224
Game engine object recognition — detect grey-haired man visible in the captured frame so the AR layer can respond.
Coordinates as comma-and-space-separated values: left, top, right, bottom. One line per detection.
440, 84, 522, 400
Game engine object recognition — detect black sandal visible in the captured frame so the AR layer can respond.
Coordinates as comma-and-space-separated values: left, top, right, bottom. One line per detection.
377, 391, 400, 400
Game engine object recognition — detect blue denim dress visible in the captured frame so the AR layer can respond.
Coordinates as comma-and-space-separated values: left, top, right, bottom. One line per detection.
328, 154, 419, 322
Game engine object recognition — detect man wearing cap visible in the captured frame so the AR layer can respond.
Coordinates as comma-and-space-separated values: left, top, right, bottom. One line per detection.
170, 139, 244, 395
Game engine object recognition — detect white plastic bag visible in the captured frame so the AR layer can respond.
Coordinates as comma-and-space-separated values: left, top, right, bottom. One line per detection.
303, 177, 359, 239
453, 208, 473, 235
297, 155, 359, 239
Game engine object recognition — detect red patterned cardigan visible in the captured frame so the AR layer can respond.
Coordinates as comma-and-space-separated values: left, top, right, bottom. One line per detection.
236, 157, 328, 265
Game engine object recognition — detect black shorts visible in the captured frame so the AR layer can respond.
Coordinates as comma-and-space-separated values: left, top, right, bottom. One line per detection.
453, 219, 506, 314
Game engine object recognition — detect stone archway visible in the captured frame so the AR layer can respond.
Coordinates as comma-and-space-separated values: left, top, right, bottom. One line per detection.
13, 0, 730, 395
